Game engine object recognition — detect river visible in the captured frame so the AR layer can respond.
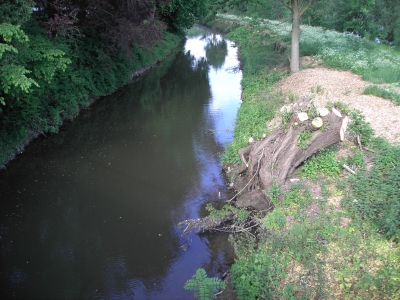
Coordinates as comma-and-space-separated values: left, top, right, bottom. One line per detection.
0, 26, 242, 299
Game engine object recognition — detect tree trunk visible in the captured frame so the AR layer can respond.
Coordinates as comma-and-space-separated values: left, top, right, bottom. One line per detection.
290, 7, 301, 73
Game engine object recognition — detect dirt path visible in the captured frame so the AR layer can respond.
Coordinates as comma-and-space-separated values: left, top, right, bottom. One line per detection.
276, 65, 400, 143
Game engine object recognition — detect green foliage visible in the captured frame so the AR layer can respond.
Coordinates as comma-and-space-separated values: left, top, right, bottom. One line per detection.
0, 23, 38, 103
282, 183, 312, 210
301, 148, 341, 180
0, 0, 34, 25
342, 150, 365, 169
184, 268, 226, 300
206, 203, 250, 224
231, 198, 400, 299
297, 129, 313, 150
349, 109, 375, 145
363, 85, 400, 105
304, 0, 400, 47
342, 139, 400, 241
158, 0, 208, 30
264, 209, 286, 230
231, 249, 286, 300
267, 181, 281, 205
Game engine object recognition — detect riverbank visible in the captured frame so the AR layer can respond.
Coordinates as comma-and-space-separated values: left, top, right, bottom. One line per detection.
0, 32, 183, 170
207, 15, 400, 299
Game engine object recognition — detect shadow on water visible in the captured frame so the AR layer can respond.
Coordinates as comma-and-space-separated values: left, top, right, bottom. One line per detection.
0, 26, 242, 299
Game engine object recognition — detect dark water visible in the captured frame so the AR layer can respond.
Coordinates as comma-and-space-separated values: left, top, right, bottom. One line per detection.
0, 26, 242, 299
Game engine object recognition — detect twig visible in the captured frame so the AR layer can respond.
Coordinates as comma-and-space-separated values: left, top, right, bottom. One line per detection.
343, 164, 356, 174
357, 134, 362, 150
226, 147, 265, 203
363, 147, 376, 153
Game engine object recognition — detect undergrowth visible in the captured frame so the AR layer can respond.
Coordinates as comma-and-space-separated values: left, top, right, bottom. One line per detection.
211, 15, 400, 300
363, 85, 400, 105
301, 147, 341, 180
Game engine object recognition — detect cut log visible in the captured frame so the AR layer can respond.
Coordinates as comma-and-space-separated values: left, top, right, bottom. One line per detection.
340, 116, 349, 141
297, 112, 309, 122
249, 136, 255, 143
311, 117, 323, 130
332, 107, 342, 118
319, 108, 330, 117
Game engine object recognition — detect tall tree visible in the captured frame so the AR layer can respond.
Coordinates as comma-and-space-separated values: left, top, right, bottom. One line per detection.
215, 0, 314, 72
278, 0, 314, 73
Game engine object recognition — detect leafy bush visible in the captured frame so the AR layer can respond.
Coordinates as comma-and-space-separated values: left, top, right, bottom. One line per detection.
184, 268, 226, 300
264, 209, 286, 230
349, 110, 375, 145
231, 250, 286, 300
342, 140, 400, 241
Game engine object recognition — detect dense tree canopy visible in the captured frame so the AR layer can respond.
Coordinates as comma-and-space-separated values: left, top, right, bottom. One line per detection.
1, 0, 400, 165
0, 0, 207, 165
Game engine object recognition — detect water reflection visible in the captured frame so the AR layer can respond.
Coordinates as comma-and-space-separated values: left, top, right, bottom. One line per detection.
205, 37, 228, 69
0, 26, 242, 299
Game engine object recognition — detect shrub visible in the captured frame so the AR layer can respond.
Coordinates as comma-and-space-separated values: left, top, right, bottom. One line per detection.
342, 140, 400, 241
264, 209, 286, 230
349, 110, 375, 145
184, 268, 226, 300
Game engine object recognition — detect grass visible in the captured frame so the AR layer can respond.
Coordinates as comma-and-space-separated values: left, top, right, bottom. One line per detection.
230, 139, 400, 298
209, 14, 400, 300
363, 85, 400, 105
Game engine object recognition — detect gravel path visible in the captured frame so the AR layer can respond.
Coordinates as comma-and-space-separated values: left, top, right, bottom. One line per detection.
276, 66, 400, 143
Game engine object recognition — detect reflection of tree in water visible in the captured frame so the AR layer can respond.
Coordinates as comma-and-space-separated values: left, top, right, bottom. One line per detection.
200, 233, 235, 276
204, 35, 228, 70
37, 47, 211, 159
0, 40, 217, 299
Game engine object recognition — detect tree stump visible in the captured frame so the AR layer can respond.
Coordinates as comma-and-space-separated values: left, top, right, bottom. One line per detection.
235, 98, 348, 201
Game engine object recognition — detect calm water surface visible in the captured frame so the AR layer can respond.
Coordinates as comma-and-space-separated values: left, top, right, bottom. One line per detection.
0, 26, 242, 299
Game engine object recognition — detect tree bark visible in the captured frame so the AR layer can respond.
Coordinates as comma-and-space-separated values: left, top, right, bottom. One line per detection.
279, 0, 315, 73
290, 3, 301, 73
